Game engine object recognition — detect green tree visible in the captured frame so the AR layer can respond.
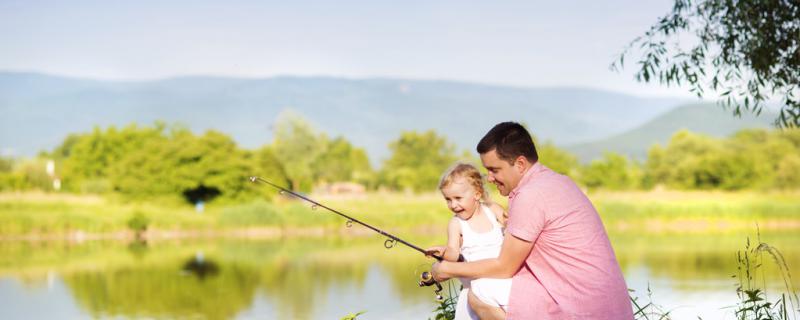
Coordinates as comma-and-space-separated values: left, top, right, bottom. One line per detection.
614, 0, 800, 127
381, 130, 458, 192
643, 129, 792, 190
0, 156, 12, 191
536, 140, 579, 177
111, 129, 269, 203
775, 154, 800, 188
60, 123, 166, 193
768, 128, 800, 188
579, 152, 639, 190
311, 137, 374, 186
0, 156, 13, 173
11, 158, 52, 191
645, 130, 722, 189
46, 133, 83, 160
270, 110, 326, 192
253, 146, 292, 195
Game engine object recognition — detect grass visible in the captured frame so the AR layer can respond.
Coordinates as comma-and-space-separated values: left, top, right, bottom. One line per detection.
0, 189, 798, 238
0, 193, 215, 236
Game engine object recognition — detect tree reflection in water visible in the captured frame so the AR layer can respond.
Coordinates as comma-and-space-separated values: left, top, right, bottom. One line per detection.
181, 251, 219, 280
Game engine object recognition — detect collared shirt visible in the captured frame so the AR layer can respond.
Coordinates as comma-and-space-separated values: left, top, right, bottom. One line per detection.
505, 163, 633, 319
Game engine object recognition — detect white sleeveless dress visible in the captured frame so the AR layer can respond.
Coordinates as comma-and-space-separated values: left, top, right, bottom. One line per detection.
454, 205, 512, 320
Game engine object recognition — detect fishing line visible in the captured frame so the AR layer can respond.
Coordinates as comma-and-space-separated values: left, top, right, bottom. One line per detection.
249, 176, 443, 262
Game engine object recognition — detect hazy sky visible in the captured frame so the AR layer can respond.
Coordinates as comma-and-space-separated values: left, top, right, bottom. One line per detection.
0, 0, 692, 97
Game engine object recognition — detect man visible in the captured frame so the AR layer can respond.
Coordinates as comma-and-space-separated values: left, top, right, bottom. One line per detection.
432, 122, 632, 320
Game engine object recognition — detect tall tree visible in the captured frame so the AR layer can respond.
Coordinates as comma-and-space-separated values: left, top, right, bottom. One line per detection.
614, 0, 800, 127
311, 137, 374, 186
60, 123, 166, 193
110, 129, 280, 203
381, 130, 457, 192
270, 110, 326, 192
579, 152, 641, 190
533, 138, 579, 177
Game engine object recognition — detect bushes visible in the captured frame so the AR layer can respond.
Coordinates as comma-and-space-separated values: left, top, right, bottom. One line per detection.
2, 122, 798, 196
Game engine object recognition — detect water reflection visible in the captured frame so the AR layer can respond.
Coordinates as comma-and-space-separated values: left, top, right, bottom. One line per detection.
182, 252, 220, 280
0, 233, 797, 319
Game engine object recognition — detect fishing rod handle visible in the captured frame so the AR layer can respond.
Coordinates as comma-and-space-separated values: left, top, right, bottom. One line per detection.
418, 253, 465, 286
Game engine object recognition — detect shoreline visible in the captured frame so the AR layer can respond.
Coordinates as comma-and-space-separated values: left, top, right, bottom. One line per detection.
2, 218, 799, 243
0, 225, 443, 243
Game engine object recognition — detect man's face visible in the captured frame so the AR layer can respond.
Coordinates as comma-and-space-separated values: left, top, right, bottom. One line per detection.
480, 149, 524, 196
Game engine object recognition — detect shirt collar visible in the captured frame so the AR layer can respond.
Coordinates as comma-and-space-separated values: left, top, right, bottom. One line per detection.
508, 162, 544, 200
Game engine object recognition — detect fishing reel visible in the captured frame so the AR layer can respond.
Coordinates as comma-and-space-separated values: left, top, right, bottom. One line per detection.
418, 270, 443, 300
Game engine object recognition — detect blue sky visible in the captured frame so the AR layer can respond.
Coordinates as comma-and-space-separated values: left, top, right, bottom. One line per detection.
0, 0, 691, 97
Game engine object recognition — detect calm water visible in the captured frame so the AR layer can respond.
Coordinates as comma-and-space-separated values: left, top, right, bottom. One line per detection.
1, 232, 798, 320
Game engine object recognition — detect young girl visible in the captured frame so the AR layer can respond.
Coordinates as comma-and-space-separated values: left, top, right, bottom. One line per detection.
426, 163, 511, 320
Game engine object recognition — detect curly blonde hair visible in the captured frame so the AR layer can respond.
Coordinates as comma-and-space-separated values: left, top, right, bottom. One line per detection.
438, 163, 490, 203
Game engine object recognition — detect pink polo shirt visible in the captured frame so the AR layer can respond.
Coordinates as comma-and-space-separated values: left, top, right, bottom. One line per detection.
505, 163, 632, 319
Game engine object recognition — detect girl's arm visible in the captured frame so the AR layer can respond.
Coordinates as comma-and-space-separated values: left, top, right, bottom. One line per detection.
443, 218, 462, 262
488, 202, 507, 227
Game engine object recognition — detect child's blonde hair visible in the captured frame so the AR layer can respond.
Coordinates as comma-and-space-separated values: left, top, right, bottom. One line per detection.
438, 163, 490, 203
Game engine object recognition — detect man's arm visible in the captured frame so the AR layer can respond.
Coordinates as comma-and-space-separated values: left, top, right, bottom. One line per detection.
431, 232, 533, 280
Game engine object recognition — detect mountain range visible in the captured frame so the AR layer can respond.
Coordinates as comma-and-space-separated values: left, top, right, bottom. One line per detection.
0, 71, 775, 164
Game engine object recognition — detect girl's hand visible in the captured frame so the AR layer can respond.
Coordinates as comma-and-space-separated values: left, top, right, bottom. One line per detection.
424, 246, 446, 258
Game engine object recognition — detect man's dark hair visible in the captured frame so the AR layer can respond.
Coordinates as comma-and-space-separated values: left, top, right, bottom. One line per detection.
476, 122, 538, 164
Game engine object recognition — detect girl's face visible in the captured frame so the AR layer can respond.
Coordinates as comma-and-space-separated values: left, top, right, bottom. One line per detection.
440, 178, 482, 220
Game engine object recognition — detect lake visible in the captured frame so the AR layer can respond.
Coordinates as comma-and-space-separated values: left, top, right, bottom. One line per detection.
1, 231, 798, 319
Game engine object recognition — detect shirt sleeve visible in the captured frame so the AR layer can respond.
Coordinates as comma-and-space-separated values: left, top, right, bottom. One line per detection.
505, 189, 546, 242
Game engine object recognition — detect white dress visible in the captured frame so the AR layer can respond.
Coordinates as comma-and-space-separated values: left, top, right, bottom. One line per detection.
454, 205, 512, 320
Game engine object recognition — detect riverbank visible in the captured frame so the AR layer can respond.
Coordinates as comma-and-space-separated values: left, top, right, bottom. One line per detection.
1, 190, 798, 240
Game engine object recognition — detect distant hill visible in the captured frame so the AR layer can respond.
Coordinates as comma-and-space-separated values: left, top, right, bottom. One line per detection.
0, 72, 684, 163
565, 103, 775, 162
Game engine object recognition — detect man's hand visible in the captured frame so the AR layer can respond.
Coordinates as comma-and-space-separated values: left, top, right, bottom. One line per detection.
429, 233, 535, 281
430, 261, 452, 282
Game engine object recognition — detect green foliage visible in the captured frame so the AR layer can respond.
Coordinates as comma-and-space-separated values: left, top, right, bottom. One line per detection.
268, 111, 374, 191
109, 129, 261, 203
776, 155, 800, 189
733, 235, 799, 320
630, 286, 672, 320
271, 110, 327, 192
0, 156, 12, 173
381, 130, 458, 192
2, 117, 798, 197
645, 129, 800, 190
218, 200, 283, 227
61, 123, 166, 193
127, 211, 150, 234
66, 258, 260, 320
12, 158, 54, 191
429, 281, 459, 320
312, 136, 375, 187
47, 133, 83, 160
614, 0, 800, 127
536, 140, 580, 177
252, 147, 291, 198
580, 153, 641, 190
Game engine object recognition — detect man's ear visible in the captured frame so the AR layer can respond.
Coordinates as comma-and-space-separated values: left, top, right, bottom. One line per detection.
514, 155, 528, 172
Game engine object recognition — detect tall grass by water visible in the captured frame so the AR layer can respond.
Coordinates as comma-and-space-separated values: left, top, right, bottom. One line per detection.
1, 190, 798, 239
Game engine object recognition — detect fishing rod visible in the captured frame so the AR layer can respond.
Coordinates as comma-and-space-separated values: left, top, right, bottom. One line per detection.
249, 176, 449, 298
250, 176, 440, 260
